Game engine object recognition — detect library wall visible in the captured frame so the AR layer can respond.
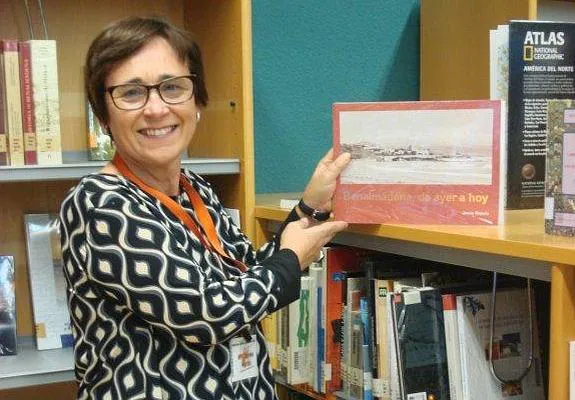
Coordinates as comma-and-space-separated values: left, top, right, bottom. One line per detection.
252, 0, 420, 194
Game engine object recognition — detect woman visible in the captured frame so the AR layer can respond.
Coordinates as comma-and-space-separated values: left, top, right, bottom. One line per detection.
59, 16, 349, 400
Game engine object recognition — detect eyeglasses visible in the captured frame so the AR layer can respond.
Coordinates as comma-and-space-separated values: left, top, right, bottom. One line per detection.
106, 75, 196, 111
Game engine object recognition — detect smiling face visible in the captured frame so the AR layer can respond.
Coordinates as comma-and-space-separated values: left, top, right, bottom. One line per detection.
105, 36, 199, 171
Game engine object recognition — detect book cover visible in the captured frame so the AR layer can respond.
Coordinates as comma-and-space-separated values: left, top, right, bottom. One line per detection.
0, 44, 8, 165
333, 100, 507, 225
457, 289, 545, 400
545, 99, 575, 236
18, 41, 37, 165
24, 214, 73, 350
442, 294, 463, 400
1, 39, 25, 166
393, 288, 451, 400
87, 101, 114, 160
323, 246, 365, 395
506, 21, 575, 209
490, 25, 509, 104
26, 40, 62, 165
288, 275, 311, 385
0, 256, 16, 356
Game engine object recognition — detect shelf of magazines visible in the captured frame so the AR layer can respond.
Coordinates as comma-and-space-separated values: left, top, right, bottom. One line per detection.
0, 336, 74, 390
0, 158, 240, 182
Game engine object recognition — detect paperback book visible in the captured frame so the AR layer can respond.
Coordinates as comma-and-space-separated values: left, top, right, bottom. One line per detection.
87, 101, 114, 161
0, 256, 16, 356
333, 100, 507, 224
24, 214, 73, 350
545, 99, 575, 236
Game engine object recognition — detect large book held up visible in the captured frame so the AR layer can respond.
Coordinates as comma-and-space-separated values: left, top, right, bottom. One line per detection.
0, 256, 17, 356
545, 99, 575, 236
24, 214, 73, 350
333, 100, 507, 224
492, 21, 575, 209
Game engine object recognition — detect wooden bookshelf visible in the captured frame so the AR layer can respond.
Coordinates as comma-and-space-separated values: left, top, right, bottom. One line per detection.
0, 0, 254, 397
256, 193, 575, 400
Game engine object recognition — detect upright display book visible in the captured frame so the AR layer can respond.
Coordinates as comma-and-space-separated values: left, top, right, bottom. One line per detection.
0, 256, 16, 356
24, 214, 73, 350
505, 21, 575, 209
545, 99, 575, 236
457, 289, 545, 400
87, 101, 114, 161
333, 101, 507, 224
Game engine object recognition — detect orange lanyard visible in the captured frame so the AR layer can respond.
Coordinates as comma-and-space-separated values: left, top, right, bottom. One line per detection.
112, 154, 247, 273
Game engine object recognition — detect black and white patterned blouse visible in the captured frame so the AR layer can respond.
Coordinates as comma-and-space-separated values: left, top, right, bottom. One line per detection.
59, 170, 301, 400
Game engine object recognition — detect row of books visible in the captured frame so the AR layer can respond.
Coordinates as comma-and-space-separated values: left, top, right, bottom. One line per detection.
0, 213, 73, 356
262, 246, 547, 400
0, 39, 63, 166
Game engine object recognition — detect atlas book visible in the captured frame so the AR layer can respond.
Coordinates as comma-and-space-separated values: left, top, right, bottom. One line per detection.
545, 99, 575, 236
24, 214, 73, 350
457, 289, 545, 399
0, 256, 16, 356
492, 21, 575, 209
333, 100, 507, 224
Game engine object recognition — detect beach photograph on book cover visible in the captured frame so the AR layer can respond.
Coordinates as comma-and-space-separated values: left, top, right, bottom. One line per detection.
333, 100, 506, 224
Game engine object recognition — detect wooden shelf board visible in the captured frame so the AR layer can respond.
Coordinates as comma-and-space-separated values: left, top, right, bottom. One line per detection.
0, 158, 240, 182
256, 193, 575, 268
0, 337, 74, 390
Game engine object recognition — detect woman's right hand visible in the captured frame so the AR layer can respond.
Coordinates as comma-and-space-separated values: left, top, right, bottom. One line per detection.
280, 218, 348, 269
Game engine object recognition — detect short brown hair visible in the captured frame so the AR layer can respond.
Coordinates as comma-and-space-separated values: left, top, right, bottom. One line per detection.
85, 16, 208, 125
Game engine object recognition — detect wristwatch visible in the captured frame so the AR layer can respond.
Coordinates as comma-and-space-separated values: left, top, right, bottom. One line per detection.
297, 199, 331, 221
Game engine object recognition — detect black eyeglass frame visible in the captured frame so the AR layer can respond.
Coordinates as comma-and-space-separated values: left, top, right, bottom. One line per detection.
106, 74, 197, 111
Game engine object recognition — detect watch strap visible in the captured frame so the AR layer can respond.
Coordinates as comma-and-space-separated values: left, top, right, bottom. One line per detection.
297, 199, 331, 221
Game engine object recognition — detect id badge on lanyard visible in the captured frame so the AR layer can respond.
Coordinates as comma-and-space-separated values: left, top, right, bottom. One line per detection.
229, 333, 258, 382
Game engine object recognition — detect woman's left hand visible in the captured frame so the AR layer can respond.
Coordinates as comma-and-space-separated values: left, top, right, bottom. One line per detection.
301, 148, 351, 214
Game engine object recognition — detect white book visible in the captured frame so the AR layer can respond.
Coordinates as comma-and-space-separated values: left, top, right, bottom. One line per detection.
308, 262, 323, 392
442, 294, 463, 400
571, 341, 575, 400
2, 40, 24, 166
490, 25, 509, 102
27, 40, 62, 165
24, 214, 72, 350
457, 289, 545, 400
288, 275, 311, 384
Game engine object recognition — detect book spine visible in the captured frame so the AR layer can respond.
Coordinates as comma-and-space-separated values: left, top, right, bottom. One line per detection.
18, 41, 37, 165
442, 294, 463, 400
2, 40, 24, 166
0, 45, 8, 165
571, 341, 575, 400
29, 40, 62, 165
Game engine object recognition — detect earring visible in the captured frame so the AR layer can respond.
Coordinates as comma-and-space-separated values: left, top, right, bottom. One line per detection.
196, 112, 201, 122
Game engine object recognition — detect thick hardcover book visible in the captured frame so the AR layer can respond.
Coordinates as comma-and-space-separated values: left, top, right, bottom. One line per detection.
457, 289, 545, 400
18, 41, 37, 165
87, 102, 114, 160
1, 39, 25, 166
333, 100, 507, 224
24, 214, 73, 350
545, 99, 575, 236
26, 40, 62, 165
506, 21, 575, 209
393, 288, 451, 400
0, 45, 8, 165
0, 256, 16, 356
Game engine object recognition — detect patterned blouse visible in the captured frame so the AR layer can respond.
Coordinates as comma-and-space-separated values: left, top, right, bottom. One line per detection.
59, 171, 301, 400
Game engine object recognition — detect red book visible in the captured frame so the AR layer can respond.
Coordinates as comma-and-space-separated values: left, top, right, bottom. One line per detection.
323, 246, 366, 395
333, 100, 507, 225
0, 45, 8, 165
18, 41, 37, 165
